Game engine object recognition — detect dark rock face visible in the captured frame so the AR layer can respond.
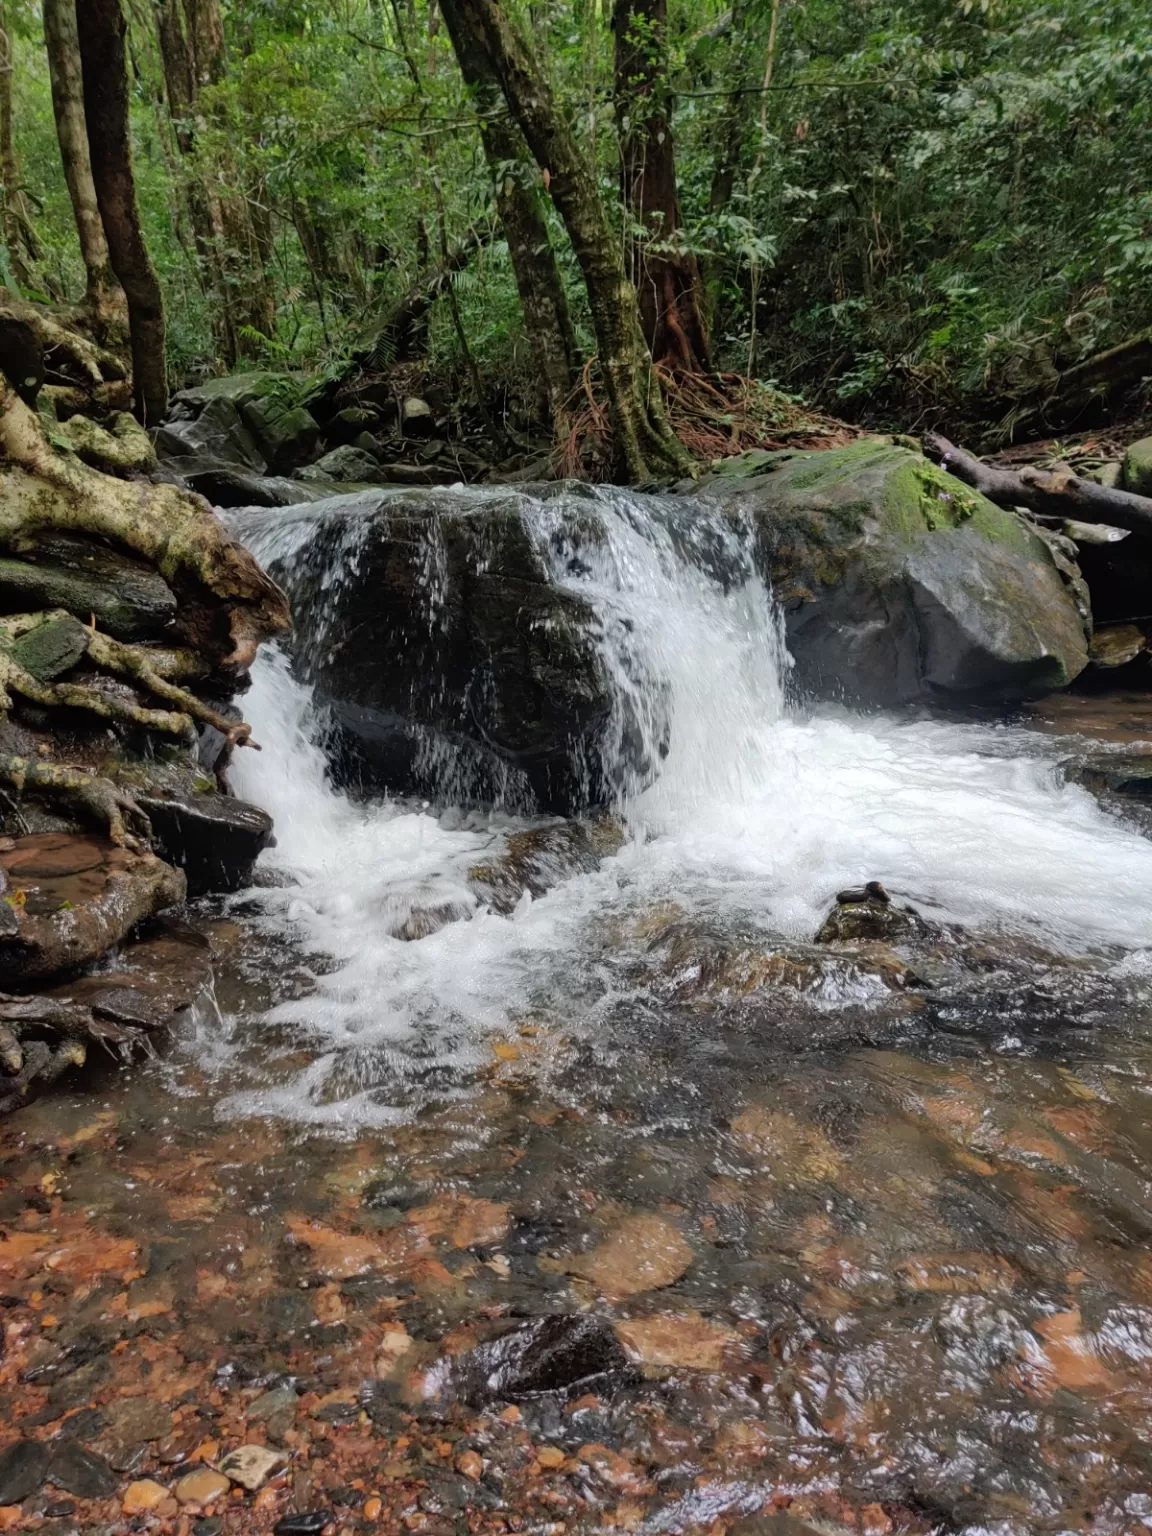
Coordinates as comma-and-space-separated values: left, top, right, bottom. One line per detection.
0, 531, 177, 640
156, 394, 268, 474
694, 441, 1090, 707
251, 489, 613, 813
137, 790, 274, 895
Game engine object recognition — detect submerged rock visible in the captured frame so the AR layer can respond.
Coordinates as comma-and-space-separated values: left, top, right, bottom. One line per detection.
816, 889, 932, 945
448, 1315, 631, 1405
695, 441, 1090, 706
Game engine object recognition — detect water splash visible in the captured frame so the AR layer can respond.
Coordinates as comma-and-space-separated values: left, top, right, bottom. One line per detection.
220, 483, 1152, 1123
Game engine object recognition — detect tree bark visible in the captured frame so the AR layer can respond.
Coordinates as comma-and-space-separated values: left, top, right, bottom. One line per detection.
440, 0, 576, 426
0, 2, 45, 296
76, 0, 168, 424
613, 0, 711, 373
924, 433, 1152, 540
441, 0, 689, 481
42, 0, 124, 332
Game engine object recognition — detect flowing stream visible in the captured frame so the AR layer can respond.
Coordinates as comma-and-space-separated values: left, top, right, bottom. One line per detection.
223, 485, 1152, 1125
10, 485, 1152, 1534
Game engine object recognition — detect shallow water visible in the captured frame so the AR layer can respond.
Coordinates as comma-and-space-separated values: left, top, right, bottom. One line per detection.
4, 485, 1152, 1534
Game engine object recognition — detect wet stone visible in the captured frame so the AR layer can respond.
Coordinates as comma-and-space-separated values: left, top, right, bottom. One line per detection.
193, 1521, 224, 1536
46, 1440, 118, 1498
103, 1396, 173, 1443
55, 1410, 105, 1442
0, 1438, 50, 1504
273, 1514, 334, 1535
245, 1385, 297, 1422
101, 1437, 150, 1475
174, 1467, 230, 1505
217, 1443, 286, 1490
452, 1315, 632, 1407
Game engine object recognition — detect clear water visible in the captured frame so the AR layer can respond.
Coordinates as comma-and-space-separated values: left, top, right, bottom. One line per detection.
224, 485, 1152, 1125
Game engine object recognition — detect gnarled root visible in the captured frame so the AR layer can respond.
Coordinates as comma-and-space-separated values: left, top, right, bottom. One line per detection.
0, 991, 146, 1110
0, 377, 290, 669
0, 754, 151, 849
86, 630, 258, 748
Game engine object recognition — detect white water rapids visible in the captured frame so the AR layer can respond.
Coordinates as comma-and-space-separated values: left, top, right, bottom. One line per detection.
220, 486, 1152, 1124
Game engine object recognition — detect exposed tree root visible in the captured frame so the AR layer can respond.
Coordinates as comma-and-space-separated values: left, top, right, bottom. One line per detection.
0, 377, 290, 668
554, 362, 857, 479
0, 755, 150, 848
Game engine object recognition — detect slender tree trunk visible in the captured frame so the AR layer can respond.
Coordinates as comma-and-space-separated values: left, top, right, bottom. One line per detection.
0, 2, 44, 295
42, 0, 125, 332
613, 0, 711, 373
76, 0, 168, 423
441, 0, 688, 481
440, 0, 576, 426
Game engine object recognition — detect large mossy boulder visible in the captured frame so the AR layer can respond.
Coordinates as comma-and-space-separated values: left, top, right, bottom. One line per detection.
695, 441, 1090, 706
247, 488, 614, 812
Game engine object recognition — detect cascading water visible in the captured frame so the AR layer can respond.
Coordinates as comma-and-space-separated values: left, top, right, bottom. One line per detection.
222, 484, 1152, 1124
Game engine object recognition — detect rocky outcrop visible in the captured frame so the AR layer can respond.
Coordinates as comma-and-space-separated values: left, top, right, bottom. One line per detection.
253, 488, 614, 812
694, 441, 1091, 706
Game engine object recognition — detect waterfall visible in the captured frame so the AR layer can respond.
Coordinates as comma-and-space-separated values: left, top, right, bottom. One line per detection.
222, 484, 1152, 1123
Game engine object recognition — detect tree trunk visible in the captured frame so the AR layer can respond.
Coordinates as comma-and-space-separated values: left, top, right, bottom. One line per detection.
440, 0, 576, 426
441, 0, 689, 481
42, 0, 125, 332
0, 2, 44, 296
613, 0, 711, 373
75, 0, 168, 424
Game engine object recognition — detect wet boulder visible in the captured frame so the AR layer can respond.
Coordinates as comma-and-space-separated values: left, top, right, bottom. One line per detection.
245, 488, 615, 813
0, 832, 185, 985
155, 394, 268, 474
695, 441, 1090, 706
136, 789, 274, 895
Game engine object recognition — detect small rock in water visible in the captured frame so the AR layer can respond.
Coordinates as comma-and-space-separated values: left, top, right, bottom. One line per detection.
122, 1478, 169, 1514
46, 1439, 118, 1498
245, 1386, 298, 1423
0, 1438, 50, 1504
174, 1467, 231, 1506
217, 1443, 286, 1490
836, 879, 890, 905
273, 1513, 334, 1535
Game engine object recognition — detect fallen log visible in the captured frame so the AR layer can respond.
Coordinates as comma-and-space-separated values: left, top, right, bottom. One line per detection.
924, 433, 1152, 540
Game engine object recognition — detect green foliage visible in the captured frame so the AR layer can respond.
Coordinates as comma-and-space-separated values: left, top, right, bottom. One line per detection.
4, 0, 1149, 432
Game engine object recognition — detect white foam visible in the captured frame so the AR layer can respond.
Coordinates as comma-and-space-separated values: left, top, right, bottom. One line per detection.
217, 485, 1152, 1122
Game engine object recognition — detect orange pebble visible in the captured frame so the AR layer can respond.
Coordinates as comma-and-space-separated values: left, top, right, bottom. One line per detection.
363, 1497, 383, 1520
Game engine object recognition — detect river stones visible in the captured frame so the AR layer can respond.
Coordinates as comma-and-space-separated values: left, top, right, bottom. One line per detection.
0, 1438, 50, 1503
695, 440, 1090, 706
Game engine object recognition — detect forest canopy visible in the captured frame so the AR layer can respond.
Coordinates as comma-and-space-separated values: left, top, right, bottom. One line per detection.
3, 0, 1150, 450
